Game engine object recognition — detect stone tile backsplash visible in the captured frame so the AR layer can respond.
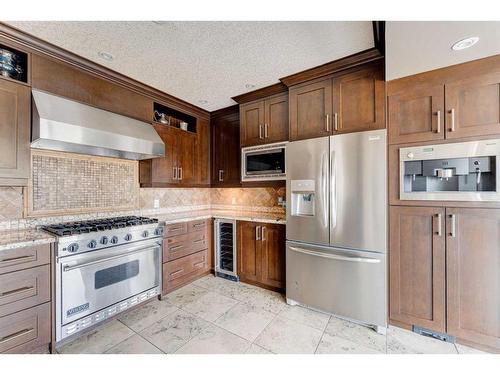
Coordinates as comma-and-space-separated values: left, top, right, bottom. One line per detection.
0, 148, 285, 230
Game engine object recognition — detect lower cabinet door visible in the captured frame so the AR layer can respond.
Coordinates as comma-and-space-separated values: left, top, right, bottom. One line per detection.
260, 224, 286, 289
446, 208, 500, 350
163, 250, 208, 294
237, 221, 261, 283
389, 206, 446, 332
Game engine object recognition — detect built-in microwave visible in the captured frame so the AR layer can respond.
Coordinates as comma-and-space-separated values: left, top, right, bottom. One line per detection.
242, 141, 287, 182
400, 138, 500, 201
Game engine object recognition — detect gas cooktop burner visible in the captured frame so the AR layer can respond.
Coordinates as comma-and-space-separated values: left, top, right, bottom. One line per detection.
41, 216, 159, 237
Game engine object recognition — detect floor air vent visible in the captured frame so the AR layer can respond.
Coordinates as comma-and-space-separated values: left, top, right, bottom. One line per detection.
412, 326, 455, 343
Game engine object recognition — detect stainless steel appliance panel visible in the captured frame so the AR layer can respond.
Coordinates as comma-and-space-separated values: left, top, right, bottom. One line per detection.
286, 137, 329, 245
286, 241, 386, 328
241, 142, 287, 182
59, 239, 160, 325
330, 129, 387, 253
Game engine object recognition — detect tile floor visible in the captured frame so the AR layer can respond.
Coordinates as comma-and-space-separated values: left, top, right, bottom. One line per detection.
57, 275, 488, 354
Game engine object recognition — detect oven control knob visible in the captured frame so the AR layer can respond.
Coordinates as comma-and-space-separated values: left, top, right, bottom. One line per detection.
67, 243, 79, 253
110, 236, 119, 244
88, 240, 97, 249
124, 233, 132, 241
142, 230, 149, 238
154, 227, 163, 236
100, 236, 108, 245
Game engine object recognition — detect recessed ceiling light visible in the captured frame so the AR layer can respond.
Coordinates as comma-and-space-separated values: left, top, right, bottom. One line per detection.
245, 83, 256, 89
198, 100, 208, 105
97, 51, 114, 61
451, 37, 479, 51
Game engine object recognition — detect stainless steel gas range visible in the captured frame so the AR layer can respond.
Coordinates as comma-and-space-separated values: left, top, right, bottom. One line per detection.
41, 216, 164, 343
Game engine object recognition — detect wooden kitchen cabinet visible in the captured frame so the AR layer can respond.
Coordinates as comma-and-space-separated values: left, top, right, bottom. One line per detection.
211, 106, 241, 187
389, 206, 446, 333
140, 120, 209, 187
0, 79, 30, 186
446, 208, 500, 350
260, 223, 286, 290
333, 65, 385, 134
289, 63, 385, 141
388, 84, 445, 144
240, 93, 288, 147
289, 78, 332, 141
237, 221, 285, 291
162, 219, 211, 294
445, 72, 500, 140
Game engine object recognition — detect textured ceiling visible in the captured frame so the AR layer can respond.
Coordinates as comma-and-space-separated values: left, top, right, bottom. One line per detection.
7, 21, 374, 111
386, 21, 500, 81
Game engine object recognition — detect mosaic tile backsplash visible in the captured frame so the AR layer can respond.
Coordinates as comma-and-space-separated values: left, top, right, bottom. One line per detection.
28, 150, 138, 215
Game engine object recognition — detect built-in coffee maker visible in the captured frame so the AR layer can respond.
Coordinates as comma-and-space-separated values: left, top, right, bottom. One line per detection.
400, 138, 500, 201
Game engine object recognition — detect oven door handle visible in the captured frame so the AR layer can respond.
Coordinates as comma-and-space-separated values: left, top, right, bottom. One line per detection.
62, 245, 160, 272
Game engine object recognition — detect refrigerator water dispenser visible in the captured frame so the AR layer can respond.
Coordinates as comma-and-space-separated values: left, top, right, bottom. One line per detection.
291, 180, 315, 216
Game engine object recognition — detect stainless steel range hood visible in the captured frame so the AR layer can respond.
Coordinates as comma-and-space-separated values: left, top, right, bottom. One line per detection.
31, 90, 165, 160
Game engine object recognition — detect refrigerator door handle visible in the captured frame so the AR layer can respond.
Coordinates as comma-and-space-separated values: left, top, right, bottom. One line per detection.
321, 151, 329, 229
330, 150, 337, 229
289, 246, 381, 264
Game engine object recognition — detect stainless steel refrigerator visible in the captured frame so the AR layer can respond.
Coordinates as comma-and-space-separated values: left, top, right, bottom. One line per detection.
286, 129, 387, 332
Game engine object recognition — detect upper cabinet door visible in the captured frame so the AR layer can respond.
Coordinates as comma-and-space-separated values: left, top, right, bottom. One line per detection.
240, 101, 265, 147
264, 93, 289, 143
389, 206, 446, 333
333, 66, 385, 134
150, 124, 179, 184
0, 80, 30, 185
289, 78, 333, 141
177, 131, 198, 185
445, 72, 500, 140
446, 208, 500, 350
388, 84, 445, 144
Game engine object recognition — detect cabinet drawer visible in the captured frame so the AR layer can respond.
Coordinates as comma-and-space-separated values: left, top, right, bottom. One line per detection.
0, 302, 51, 353
163, 250, 208, 293
164, 222, 188, 238
188, 219, 208, 233
0, 244, 51, 275
163, 231, 208, 262
0, 265, 50, 318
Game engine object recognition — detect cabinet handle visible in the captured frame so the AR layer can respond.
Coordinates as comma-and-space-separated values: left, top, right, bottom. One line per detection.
0, 254, 36, 265
170, 269, 184, 277
449, 214, 456, 237
0, 328, 34, 344
169, 245, 184, 251
178, 167, 183, 181
435, 110, 441, 133
173, 167, 177, 180
261, 226, 266, 241
0, 285, 34, 298
334, 113, 339, 131
449, 108, 455, 132
255, 226, 261, 241
219, 169, 224, 182
325, 114, 330, 132
193, 238, 205, 244
435, 213, 442, 236
193, 260, 205, 268
264, 123, 269, 138
259, 124, 263, 139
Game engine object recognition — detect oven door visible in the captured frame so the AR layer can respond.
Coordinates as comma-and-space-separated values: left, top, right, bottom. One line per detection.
58, 239, 160, 325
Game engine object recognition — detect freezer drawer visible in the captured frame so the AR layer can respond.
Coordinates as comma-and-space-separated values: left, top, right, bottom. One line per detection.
286, 241, 387, 328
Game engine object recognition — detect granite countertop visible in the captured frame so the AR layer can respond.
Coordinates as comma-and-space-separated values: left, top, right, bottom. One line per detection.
0, 228, 56, 252
153, 209, 285, 225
